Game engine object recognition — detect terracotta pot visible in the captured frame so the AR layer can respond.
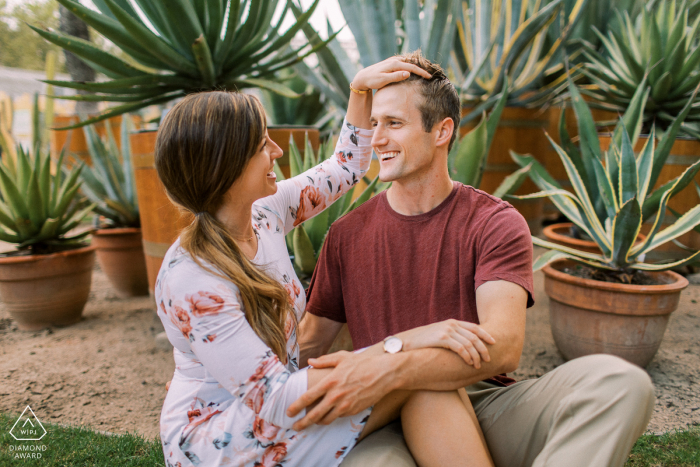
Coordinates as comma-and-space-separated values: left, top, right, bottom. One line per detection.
92, 228, 149, 297
267, 126, 321, 179
0, 245, 96, 331
543, 222, 647, 255
543, 223, 602, 255
543, 259, 688, 367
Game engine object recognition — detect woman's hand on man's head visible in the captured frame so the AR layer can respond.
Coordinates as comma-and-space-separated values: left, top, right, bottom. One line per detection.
351, 57, 432, 92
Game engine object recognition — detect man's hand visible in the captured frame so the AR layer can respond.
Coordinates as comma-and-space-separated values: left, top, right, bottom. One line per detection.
351, 57, 432, 92
398, 319, 496, 369
287, 351, 395, 431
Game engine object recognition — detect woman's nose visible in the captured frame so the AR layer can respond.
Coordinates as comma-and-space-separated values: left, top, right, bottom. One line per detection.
269, 137, 283, 160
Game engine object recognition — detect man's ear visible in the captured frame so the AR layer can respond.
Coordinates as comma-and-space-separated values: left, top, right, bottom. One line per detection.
434, 117, 454, 148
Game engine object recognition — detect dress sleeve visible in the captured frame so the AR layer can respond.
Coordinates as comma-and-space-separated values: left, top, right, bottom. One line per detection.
256, 118, 374, 235
159, 266, 308, 429
474, 206, 535, 307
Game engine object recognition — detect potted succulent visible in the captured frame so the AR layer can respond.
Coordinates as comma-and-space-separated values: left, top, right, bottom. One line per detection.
0, 145, 95, 330
32, 0, 335, 292
80, 115, 147, 297
578, 0, 700, 237
513, 79, 700, 367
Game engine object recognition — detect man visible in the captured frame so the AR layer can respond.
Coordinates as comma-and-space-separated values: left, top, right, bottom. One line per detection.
289, 51, 655, 467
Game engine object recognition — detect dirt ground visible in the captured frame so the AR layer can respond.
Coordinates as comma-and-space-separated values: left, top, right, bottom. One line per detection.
0, 248, 699, 440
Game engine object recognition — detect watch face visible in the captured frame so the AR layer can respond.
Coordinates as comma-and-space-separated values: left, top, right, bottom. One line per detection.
384, 337, 403, 354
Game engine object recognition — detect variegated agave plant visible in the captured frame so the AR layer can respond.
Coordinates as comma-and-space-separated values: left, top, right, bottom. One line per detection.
275, 136, 388, 277
32, 0, 333, 129
514, 78, 700, 274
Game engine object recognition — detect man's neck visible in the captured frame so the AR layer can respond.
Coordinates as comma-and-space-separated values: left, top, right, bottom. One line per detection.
385, 169, 454, 216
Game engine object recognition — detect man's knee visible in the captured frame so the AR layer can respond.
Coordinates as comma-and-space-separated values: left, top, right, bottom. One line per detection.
577, 354, 653, 399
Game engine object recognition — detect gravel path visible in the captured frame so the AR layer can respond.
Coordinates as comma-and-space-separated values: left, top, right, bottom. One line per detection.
0, 253, 698, 439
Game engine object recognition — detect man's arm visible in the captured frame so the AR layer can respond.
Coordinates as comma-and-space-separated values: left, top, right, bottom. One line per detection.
298, 313, 344, 368
287, 280, 527, 429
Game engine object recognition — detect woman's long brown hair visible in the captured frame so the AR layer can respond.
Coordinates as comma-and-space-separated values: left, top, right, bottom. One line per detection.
155, 91, 293, 362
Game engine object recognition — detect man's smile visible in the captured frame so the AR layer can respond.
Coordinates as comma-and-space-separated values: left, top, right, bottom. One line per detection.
378, 151, 399, 162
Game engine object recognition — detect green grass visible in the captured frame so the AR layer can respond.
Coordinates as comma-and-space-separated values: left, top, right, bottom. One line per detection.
0, 413, 164, 466
1, 412, 698, 466
626, 427, 700, 467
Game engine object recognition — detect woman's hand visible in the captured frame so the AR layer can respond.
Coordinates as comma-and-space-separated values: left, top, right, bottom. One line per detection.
397, 320, 496, 369
351, 56, 432, 92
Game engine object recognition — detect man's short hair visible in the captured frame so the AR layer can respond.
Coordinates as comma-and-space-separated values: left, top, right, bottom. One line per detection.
393, 50, 461, 151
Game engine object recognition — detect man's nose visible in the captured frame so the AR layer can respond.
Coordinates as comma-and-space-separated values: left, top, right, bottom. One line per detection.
371, 126, 388, 148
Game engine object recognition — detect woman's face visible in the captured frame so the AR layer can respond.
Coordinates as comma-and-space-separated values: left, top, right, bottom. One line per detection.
230, 131, 284, 204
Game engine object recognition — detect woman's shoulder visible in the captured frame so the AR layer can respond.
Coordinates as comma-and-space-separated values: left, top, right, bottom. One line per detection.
157, 241, 240, 301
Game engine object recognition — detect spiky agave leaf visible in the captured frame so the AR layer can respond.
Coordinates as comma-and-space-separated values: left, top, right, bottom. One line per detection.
34, 0, 335, 130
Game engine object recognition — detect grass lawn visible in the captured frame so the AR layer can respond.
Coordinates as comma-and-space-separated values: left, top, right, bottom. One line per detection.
1, 412, 698, 466
0, 413, 163, 466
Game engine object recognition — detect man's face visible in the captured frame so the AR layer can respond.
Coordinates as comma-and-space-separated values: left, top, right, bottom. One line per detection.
370, 83, 438, 183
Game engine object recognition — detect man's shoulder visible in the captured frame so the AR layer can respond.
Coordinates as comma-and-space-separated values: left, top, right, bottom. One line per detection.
454, 183, 523, 223
330, 191, 385, 233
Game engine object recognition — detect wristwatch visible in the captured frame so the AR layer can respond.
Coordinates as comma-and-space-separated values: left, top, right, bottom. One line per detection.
383, 336, 403, 354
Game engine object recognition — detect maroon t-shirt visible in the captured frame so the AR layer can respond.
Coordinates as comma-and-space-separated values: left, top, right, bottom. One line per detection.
306, 182, 534, 386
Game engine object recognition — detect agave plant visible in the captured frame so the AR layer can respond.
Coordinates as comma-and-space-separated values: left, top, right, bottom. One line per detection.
79, 115, 139, 228
31, 0, 334, 129
0, 145, 94, 253
453, 0, 588, 122
276, 136, 388, 277
292, 0, 459, 116
514, 78, 700, 274
580, 0, 700, 136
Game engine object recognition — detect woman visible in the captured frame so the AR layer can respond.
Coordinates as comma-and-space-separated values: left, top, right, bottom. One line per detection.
154, 59, 494, 467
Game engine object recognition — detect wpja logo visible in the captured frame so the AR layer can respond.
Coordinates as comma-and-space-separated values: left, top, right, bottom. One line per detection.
7, 406, 48, 460
10, 406, 46, 441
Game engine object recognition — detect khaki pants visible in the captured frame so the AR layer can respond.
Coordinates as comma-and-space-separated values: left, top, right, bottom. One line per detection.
341, 354, 655, 467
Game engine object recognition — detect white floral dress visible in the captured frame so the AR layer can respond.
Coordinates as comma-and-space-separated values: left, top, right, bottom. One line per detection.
156, 119, 374, 467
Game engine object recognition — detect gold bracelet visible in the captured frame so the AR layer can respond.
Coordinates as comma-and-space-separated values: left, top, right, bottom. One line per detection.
349, 82, 370, 94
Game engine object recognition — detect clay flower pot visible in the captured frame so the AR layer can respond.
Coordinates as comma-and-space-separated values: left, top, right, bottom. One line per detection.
543, 222, 601, 254
91, 227, 149, 297
0, 245, 96, 331
543, 259, 688, 367
543, 222, 647, 255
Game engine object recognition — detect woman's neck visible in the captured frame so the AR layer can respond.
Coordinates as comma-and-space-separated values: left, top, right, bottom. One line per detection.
215, 199, 258, 259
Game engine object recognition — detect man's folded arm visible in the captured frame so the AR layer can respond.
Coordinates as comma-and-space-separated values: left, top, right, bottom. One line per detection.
390, 280, 527, 391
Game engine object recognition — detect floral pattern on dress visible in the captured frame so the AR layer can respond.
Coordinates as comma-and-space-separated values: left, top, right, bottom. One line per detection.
156, 118, 373, 467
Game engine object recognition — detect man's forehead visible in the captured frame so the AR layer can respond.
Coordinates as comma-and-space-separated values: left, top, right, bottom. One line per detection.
371, 84, 420, 120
